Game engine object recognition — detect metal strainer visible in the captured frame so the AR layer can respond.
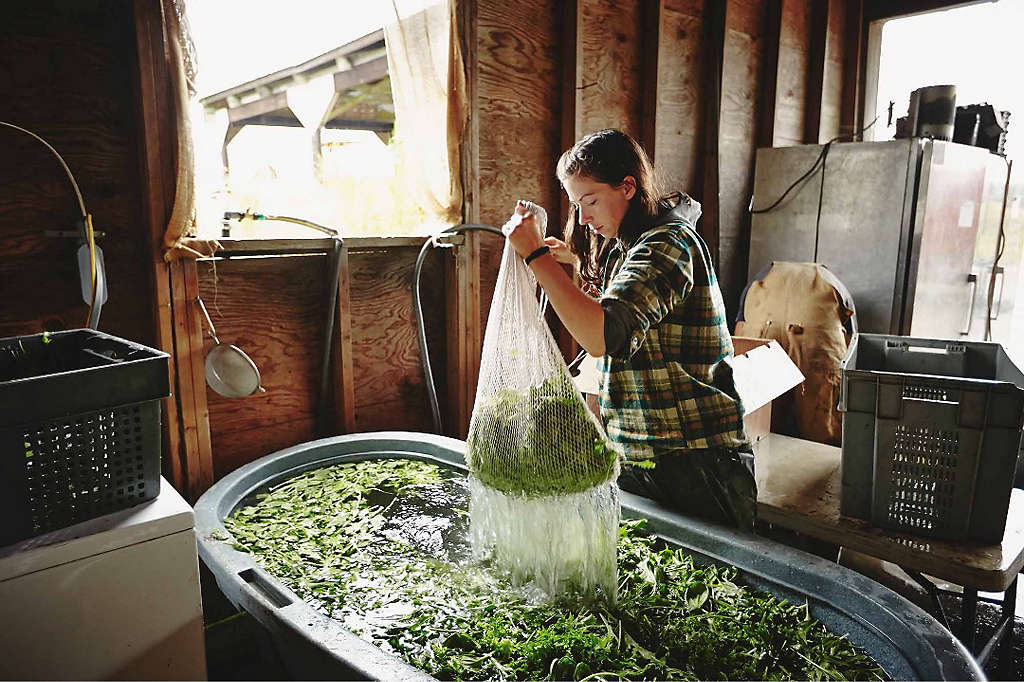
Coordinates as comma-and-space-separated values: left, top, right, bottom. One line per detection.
196, 296, 265, 398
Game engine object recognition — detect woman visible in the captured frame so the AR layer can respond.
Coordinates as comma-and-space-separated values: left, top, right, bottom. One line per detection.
505, 128, 756, 531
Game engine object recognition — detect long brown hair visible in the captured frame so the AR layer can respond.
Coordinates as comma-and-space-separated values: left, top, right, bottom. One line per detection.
556, 129, 666, 289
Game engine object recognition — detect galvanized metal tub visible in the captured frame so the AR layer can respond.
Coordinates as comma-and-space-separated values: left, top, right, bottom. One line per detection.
194, 432, 983, 681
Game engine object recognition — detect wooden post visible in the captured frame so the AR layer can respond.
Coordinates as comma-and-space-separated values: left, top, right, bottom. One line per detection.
445, 245, 468, 437
840, 0, 864, 138
559, 0, 582, 231
333, 245, 357, 433
639, 0, 662, 162
804, 0, 830, 143
699, 0, 727, 265
133, 0, 215, 500
553, 0, 583, 364
456, 0, 482, 433
168, 261, 206, 499
181, 259, 215, 493
133, 0, 186, 495
460, 236, 482, 435
758, 0, 783, 149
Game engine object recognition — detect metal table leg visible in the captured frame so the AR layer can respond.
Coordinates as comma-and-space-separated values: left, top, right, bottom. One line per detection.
998, 577, 1017, 680
903, 568, 952, 630
962, 588, 978, 653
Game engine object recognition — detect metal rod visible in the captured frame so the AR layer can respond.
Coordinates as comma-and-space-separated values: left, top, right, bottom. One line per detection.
960, 588, 978, 652
976, 613, 1011, 665
903, 568, 951, 631
195, 296, 220, 344
998, 576, 1017, 678
985, 158, 1013, 341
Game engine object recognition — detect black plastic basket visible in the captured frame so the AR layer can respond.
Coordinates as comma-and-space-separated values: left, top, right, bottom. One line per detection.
0, 329, 170, 546
838, 334, 1024, 542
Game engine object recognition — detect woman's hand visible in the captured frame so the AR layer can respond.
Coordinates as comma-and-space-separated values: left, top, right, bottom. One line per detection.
504, 200, 546, 258
543, 236, 577, 265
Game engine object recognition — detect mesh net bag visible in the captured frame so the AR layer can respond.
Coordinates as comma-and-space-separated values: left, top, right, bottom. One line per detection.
466, 204, 620, 599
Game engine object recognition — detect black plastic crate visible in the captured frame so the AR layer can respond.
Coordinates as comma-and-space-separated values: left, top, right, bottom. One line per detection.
0, 329, 170, 546
838, 334, 1024, 542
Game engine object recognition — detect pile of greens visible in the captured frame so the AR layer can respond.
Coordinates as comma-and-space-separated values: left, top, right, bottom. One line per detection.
466, 373, 618, 496
222, 459, 886, 681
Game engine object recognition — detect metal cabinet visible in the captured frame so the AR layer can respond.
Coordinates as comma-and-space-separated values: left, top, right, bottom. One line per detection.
749, 139, 1010, 341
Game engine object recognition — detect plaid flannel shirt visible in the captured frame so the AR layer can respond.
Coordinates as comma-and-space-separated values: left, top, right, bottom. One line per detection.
598, 215, 746, 461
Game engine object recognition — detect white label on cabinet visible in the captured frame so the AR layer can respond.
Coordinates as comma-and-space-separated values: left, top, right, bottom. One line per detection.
959, 200, 976, 228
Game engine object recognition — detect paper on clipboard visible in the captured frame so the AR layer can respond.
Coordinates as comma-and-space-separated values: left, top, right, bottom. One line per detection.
724, 340, 804, 415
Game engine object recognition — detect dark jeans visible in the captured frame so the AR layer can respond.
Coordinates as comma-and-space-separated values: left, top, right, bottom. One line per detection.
618, 447, 758, 532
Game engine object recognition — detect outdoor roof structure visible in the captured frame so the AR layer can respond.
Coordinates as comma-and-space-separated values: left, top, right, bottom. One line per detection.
200, 29, 394, 154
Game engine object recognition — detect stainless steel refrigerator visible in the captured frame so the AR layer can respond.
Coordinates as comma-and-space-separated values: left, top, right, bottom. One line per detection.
748, 139, 1015, 342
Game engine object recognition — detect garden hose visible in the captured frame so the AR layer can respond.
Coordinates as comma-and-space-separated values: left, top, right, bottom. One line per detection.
0, 121, 99, 329
414, 224, 503, 434
84, 214, 99, 329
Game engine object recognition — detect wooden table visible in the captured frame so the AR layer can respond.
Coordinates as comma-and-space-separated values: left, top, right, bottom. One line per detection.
756, 433, 1024, 674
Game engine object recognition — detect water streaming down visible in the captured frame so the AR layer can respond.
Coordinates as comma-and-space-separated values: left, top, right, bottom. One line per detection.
469, 476, 620, 600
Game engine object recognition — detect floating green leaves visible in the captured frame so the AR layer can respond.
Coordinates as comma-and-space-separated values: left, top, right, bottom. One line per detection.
223, 459, 886, 681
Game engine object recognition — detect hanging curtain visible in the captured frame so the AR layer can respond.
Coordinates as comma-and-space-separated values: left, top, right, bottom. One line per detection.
384, 0, 468, 225
161, 0, 218, 261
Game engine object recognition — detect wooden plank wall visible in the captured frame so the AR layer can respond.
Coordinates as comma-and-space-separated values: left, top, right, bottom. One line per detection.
0, 1, 157, 346
472, 0, 862, 323
196, 244, 448, 477
579, 0, 645, 140
3, 0, 977, 494
475, 0, 564, 337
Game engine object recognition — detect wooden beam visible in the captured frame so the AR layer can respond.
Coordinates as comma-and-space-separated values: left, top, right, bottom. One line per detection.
461, 233, 482, 436
861, 12, 883, 141
862, 0, 982, 21
202, 29, 386, 106
227, 92, 301, 126
456, 0, 482, 433
559, 0, 582, 231
347, 235, 463, 249
132, 0, 185, 495
804, 0, 829, 143
181, 259, 215, 495
840, 0, 865, 138
555, 0, 583, 364
323, 118, 394, 132
699, 0, 727, 265
333, 245, 357, 433
758, 0, 783, 148
639, 0, 662, 161
216, 239, 337, 255
168, 261, 201, 498
236, 114, 304, 128
332, 55, 389, 92
213, 237, 463, 255
457, 0, 480, 228
445, 246, 467, 437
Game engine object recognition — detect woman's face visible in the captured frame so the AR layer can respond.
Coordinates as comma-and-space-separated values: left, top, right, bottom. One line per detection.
562, 173, 636, 240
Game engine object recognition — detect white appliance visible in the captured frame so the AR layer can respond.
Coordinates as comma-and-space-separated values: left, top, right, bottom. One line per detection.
0, 478, 206, 680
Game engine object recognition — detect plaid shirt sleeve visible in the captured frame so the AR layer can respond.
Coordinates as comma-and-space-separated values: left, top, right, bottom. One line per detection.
600, 230, 694, 360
